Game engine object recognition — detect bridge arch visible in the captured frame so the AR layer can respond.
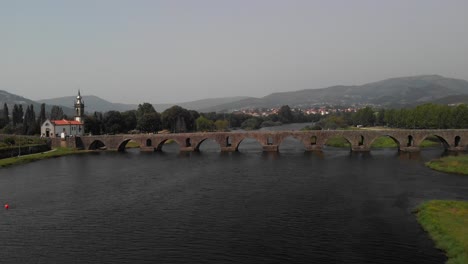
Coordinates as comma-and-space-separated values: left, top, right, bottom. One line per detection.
420, 134, 450, 149
369, 135, 401, 150
156, 138, 182, 152
117, 139, 133, 152
279, 135, 306, 152
323, 135, 351, 150
89, 140, 107, 150
194, 138, 221, 152
235, 137, 263, 152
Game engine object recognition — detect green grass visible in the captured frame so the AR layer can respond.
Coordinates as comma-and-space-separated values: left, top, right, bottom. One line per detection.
125, 141, 140, 148
325, 136, 351, 147
426, 155, 468, 175
370, 137, 398, 148
0, 147, 88, 168
416, 200, 468, 264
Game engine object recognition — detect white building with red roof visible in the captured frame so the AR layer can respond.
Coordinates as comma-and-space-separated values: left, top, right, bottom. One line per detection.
41, 119, 84, 138
40, 91, 85, 138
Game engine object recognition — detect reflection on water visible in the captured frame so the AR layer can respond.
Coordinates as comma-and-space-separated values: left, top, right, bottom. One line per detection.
0, 134, 466, 263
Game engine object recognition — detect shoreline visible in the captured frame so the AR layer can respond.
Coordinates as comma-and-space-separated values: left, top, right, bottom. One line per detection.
0, 147, 89, 168
415, 200, 468, 264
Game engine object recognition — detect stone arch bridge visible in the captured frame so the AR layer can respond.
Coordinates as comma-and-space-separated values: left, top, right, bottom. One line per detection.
53, 129, 468, 153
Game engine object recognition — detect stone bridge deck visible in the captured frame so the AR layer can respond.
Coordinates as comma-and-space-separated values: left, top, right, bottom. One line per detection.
53, 129, 468, 153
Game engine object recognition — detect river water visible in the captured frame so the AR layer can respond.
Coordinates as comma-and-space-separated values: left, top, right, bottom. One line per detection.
1, 130, 467, 263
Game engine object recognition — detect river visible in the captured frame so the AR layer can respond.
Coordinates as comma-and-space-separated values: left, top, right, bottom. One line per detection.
1, 129, 467, 263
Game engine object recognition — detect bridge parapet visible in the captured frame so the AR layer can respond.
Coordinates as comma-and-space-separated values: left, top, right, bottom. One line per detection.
57, 129, 468, 153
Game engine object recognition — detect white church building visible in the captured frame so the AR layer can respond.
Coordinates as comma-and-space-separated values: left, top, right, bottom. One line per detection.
41, 91, 85, 138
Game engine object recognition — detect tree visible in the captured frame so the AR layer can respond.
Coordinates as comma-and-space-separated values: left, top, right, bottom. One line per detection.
50, 105, 64, 120
23, 104, 37, 135
214, 119, 229, 131
102, 111, 123, 134
317, 115, 347, 130
241, 118, 261, 130
137, 112, 161, 133
121, 110, 138, 132
3, 103, 9, 125
278, 105, 293, 123
12, 104, 24, 127
196, 116, 214, 131
162, 105, 194, 133
38, 103, 47, 126
352, 107, 375, 127
136, 103, 156, 117
84, 112, 103, 135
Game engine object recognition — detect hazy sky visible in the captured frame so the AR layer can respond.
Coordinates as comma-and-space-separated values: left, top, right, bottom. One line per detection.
1, 1, 467, 104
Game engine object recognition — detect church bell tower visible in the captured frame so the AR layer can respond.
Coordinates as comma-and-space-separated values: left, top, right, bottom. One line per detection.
74, 90, 85, 122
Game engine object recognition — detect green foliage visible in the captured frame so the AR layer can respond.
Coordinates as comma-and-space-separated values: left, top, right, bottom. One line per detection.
383, 103, 468, 129
426, 155, 468, 175
278, 105, 294, 123
50, 105, 64, 120
214, 119, 229, 131
241, 118, 261, 130
325, 136, 351, 147
162, 105, 195, 133
136, 112, 161, 133
416, 200, 468, 264
370, 137, 398, 148
352, 106, 375, 127
196, 116, 214, 131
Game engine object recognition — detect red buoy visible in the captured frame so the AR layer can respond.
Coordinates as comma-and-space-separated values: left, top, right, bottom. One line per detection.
4, 204, 9, 210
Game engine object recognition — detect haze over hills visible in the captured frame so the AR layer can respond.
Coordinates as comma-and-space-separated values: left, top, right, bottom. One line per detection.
201, 75, 468, 112
0, 90, 75, 116
37, 96, 250, 113
2, 75, 468, 115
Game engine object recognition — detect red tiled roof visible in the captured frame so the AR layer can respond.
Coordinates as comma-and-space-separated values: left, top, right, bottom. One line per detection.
51, 119, 83, 125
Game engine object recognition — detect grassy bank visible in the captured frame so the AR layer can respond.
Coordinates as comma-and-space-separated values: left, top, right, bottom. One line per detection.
426, 155, 468, 175
416, 200, 468, 264
0, 147, 87, 168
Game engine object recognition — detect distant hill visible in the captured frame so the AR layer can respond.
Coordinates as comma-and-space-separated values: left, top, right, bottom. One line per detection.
153, 97, 250, 112
3, 75, 468, 116
38, 95, 138, 113
203, 75, 468, 111
39, 95, 250, 113
0, 90, 75, 116
429, 94, 468, 105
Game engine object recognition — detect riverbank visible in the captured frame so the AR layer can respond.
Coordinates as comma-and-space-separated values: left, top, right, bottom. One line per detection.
416, 200, 468, 264
426, 155, 468, 175
0, 147, 88, 168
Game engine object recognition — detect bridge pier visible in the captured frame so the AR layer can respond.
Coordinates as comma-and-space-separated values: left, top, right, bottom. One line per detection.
399, 146, 421, 152
447, 146, 467, 152
305, 145, 323, 151
140, 146, 155, 152
180, 147, 196, 152
351, 145, 370, 152
262, 145, 279, 152
221, 146, 237, 152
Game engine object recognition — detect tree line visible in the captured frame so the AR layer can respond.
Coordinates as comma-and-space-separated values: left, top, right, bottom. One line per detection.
1, 102, 467, 136
314, 103, 468, 130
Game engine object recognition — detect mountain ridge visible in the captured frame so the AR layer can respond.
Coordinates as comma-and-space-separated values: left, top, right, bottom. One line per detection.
2, 75, 468, 114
